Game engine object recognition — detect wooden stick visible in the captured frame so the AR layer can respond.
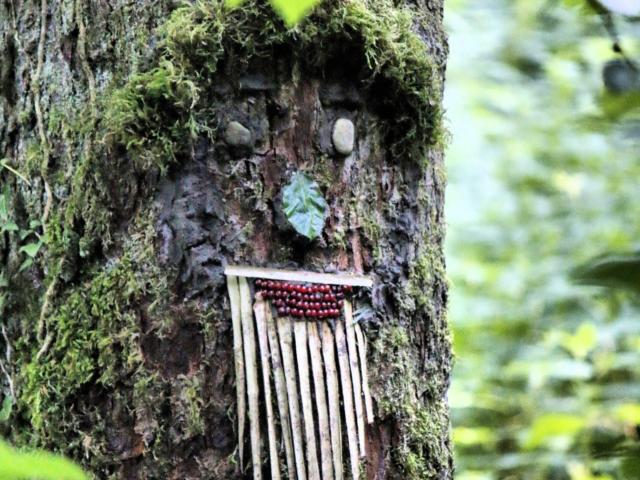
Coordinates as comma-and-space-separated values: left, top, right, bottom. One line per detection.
321, 323, 343, 480
224, 265, 372, 288
239, 277, 262, 480
226, 275, 246, 471
308, 322, 334, 480
254, 298, 282, 480
344, 301, 366, 458
354, 324, 374, 425
335, 319, 360, 480
278, 317, 307, 480
293, 322, 321, 480
267, 310, 297, 480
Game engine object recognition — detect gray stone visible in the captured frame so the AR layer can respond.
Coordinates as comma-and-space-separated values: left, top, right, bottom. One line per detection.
223, 121, 252, 147
332, 118, 355, 155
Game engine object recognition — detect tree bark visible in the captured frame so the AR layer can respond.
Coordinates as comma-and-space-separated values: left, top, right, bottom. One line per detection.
0, 1, 451, 479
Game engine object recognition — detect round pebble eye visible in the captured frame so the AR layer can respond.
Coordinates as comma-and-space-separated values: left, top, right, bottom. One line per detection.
332, 118, 355, 156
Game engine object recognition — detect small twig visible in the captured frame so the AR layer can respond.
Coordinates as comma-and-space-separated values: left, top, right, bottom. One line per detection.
2, 325, 11, 363
254, 298, 282, 480
35, 331, 53, 362
266, 306, 297, 480
344, 301, 366, 458
293, 322, 320, 480
0, 160, 30, 185
37, 276, 58, 342
278, 317, 307, 480
308, 322, 334, 480
226, 275, 246, 472
0, 325, 15, 401
335, 319, 360, 480
321, 323, 343, 480
239, 278, 262, 480
354, 324, 374, 425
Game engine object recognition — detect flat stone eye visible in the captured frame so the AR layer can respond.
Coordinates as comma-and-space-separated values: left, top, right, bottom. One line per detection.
332, 118, 355, 156
224, 120, 253, 148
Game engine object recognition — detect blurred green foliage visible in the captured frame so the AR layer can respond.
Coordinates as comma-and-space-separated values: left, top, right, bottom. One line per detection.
0, 438, 87, 480
226, 0, 321, 26
445, 0, 640, 478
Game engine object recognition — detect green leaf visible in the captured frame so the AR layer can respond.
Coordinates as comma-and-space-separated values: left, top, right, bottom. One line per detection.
20, 242, 42, 258
19, 241, 42, 258
525, 413, 586, 449
2, 222, 18, 233
226, 0, 321, 26
0, 439, 88, 480
571, 251, 640, 292
269, 0, 321, 26
282, 172, 327, 240
18, 258, 33, 272
560, 322, 598, 359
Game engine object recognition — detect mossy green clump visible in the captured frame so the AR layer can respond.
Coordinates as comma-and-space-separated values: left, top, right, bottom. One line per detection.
16, 213, 170, 449
372, 324, 451, 479
101, 0, 444, 175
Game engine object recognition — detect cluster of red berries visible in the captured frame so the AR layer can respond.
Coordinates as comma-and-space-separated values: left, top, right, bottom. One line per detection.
255, 279, 354, 319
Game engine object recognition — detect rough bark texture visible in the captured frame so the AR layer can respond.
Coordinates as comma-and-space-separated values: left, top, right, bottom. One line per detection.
0, 1, 451, 479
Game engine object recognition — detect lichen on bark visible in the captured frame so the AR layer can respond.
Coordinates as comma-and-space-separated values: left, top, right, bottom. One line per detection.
0, 0, 451, 478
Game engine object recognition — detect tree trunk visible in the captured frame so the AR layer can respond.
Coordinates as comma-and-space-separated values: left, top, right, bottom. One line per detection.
0, 1, 451, 479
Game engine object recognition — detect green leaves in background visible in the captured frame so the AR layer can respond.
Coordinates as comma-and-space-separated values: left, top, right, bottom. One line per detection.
226, 0, 322, 26
282, 172, 327, 240
445, 0, 640, 478
0, 439, 88, 480
572, 251, 640, 292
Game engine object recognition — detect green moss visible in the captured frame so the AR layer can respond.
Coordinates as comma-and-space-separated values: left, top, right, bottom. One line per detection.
101, 0, 444, 175
16, 212, 170, 448
372, 324, 451, 478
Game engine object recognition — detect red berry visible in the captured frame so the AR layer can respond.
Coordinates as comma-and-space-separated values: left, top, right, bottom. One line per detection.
278, 307, 286, 315
337, 300, 344, 307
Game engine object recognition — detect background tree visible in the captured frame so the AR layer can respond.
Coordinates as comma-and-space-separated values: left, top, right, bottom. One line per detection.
0, 1, 451, 478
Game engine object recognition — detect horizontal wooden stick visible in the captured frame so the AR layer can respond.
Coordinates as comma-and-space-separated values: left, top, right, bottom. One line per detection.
224, 265, 372, 288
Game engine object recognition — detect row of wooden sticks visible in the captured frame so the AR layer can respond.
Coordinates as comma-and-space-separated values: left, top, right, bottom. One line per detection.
226, 275, 374, 480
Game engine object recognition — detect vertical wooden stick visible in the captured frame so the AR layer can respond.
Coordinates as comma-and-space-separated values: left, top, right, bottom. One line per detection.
354, 324, 374, 425
335, 319, 360, 480
308, 322, 334, 480
278, 317, 307, 480
226, 275, 246, 471
321, 323, 343, 480
294, 322, 321, 480
239, 277, 262, 480
254, 299, 282, 480
267, 311, 297, 480
344, 301, 366, 458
